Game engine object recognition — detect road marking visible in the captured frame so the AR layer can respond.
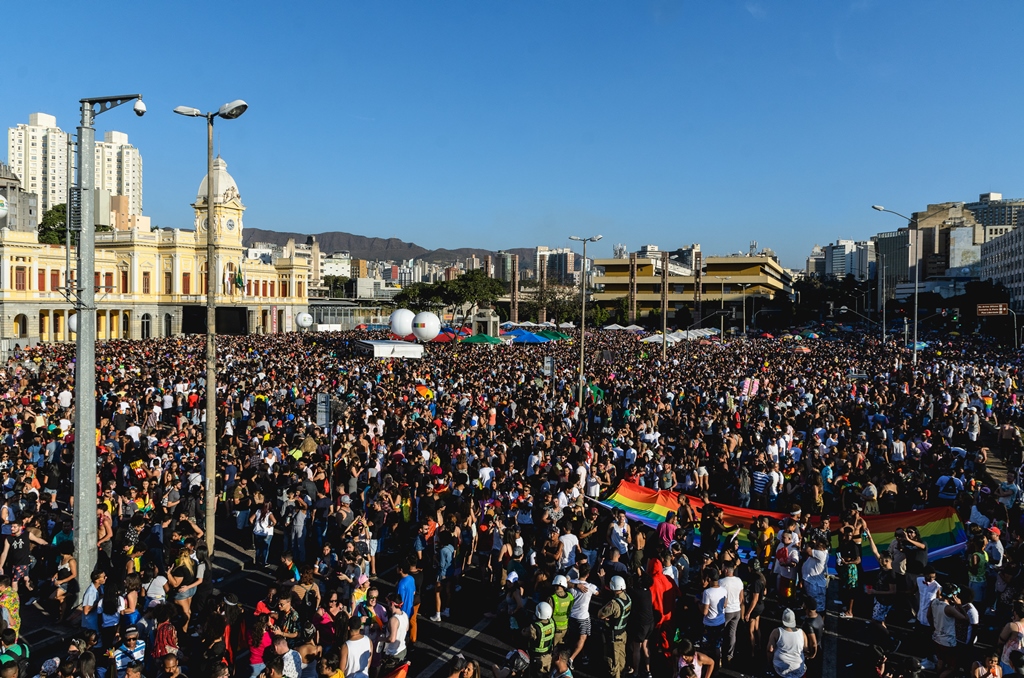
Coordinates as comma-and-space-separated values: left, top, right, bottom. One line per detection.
417, 615, 494, 678
823, 610, 837, 678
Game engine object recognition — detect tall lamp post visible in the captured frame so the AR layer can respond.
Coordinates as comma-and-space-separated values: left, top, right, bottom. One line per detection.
872, 205, 918, 365
739, 283, 752, 337
714, 276, 731, 337
175, 100, 248, 554
876, 251, 886, 344
569, 234, 602, 408
74, 94, 146, 600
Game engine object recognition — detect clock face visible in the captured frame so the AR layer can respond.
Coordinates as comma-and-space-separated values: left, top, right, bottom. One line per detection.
226, 219, 236, 231
200, 218, 208, 231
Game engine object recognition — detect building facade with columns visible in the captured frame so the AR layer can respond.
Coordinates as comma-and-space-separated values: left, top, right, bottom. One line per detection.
0, 156, 309, 342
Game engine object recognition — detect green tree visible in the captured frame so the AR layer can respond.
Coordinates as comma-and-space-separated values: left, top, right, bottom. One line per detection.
322, 275, 349, 298
589, 303, 610, 328
39, 204, 68, 245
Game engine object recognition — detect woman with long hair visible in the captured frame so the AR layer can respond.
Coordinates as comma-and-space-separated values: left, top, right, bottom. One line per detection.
166, 548, 197, 630
120, 572, 143, 627
50, 540, 77, 621
250, 501, 277, 567
248, 612, 273, 678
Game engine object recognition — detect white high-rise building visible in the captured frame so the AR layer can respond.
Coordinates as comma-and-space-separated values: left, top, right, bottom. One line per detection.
7, 113, 70, 213
94, 131, 143, 215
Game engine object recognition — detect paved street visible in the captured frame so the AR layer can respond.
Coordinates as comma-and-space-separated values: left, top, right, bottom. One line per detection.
18, 512, 1007, 678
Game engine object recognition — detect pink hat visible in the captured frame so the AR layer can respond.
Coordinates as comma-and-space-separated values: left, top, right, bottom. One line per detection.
357, 574, 369, 585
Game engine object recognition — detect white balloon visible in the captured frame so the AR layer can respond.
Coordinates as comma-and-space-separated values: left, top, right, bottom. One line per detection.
296, 312, 313, 329
390, 308, 415, 337
411, 312, 441, 342
68, 314, 78, 334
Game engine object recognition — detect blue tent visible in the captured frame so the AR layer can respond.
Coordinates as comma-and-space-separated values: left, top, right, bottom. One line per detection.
511, 332, 550, 344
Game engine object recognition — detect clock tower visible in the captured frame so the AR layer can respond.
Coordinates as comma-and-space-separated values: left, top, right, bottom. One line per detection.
192, 156, 245, 247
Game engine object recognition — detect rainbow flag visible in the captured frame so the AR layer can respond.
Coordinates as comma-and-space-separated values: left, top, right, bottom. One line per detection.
599, 481, 967, 572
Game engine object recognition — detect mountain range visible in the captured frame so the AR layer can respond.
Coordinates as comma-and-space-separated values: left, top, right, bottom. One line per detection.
244, 228, 536, 269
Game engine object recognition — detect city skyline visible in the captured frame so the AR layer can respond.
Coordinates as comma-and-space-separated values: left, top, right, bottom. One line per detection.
5, 2, 1024, 268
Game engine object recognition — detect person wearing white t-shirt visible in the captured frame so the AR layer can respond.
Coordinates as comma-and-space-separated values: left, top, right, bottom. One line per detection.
719, 564, 745, 663
557, 525, 579, 572
701, 568, 728, 661
567, 566, 598, 666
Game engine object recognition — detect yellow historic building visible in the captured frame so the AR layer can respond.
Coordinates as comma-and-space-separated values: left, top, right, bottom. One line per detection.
0, 157, 309, 342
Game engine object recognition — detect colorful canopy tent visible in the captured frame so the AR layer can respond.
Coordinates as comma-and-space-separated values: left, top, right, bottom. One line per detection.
793, 345, 811, 354
511, 332, 550, 344
460, 333, 503, 345
599, 481, 966, 572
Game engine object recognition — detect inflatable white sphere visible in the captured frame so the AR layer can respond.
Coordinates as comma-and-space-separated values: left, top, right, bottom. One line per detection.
295, 312, 313, 329
390, 308, 415, 337
68, 314, 78, 334
411, 312, 441, 342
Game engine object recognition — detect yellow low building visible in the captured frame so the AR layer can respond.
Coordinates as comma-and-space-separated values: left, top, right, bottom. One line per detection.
591, 253, 792, 325
0, 157, 309, 342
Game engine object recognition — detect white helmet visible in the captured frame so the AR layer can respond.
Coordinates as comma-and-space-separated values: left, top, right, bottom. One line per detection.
553, 575, 569, 588
536, 601, 553, 620
610, 575, 627, 591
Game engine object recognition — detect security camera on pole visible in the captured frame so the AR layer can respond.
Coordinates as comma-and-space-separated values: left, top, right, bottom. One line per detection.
73, 94, 145, 601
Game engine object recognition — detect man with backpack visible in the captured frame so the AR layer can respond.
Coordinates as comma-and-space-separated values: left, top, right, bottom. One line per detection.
0, 627, 29, 677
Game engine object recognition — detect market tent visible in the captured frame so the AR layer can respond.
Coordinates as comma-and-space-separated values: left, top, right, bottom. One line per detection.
793, 346, 811, 354
624, 324, 645, 331
461, 333, 503, 345
640, 334, 677, 345
536, 330, 569, 341
558, 322, 576, 329
603, 324, 626, 330
511, 332, 550, 344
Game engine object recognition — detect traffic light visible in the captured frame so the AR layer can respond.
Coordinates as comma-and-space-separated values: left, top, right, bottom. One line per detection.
952, 307, 960, 322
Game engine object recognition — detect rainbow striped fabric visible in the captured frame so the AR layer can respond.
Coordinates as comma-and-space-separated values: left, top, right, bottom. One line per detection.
599, 481, 967, 571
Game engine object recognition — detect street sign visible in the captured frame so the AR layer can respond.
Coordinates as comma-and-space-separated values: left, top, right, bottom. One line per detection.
316, 393, 330, 427
542, 356, 555, 376
977, 303, 1009, 317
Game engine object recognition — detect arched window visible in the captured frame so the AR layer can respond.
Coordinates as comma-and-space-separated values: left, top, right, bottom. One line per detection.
141, 313, 151, 339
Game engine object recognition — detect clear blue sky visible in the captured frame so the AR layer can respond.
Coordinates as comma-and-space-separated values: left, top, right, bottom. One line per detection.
5, 1, 1024, 268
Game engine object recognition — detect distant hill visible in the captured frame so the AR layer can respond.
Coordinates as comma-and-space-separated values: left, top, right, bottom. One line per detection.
244, 228, 535, 269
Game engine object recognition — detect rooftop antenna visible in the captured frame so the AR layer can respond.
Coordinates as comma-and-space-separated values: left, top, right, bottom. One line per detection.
749, 240, 757, 256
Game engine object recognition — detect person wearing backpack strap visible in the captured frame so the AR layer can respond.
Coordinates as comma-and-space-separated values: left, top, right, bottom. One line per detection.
0, 627, 30, 677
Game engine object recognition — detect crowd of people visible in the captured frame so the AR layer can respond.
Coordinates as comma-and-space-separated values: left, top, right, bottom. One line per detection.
0, 323, 1022, 678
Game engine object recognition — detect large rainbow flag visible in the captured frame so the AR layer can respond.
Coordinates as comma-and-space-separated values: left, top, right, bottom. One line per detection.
599, 481, 968, 571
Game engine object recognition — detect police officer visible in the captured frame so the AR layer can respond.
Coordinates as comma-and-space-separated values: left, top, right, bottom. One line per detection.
597, 575, 631, 678
548, 575, 575, 648
524, 601, 555, 678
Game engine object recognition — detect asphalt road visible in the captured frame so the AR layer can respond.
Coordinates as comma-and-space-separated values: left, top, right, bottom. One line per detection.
19, 525, 996, 678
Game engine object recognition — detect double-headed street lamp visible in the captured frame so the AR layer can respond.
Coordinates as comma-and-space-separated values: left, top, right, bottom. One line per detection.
872, 205, 919, 365
569, 234, 602, 408
74, 94, 146, 601
174, 100, 248, 554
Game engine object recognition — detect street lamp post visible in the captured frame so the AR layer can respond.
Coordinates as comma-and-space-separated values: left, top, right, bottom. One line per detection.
739, 283, 752, 338
876, 251, 886, 344
175, 100, 248, 555
714, 276, 731, 337
73, 94, 145, 600
569, 234, 602, 408
872, 205, 918, 365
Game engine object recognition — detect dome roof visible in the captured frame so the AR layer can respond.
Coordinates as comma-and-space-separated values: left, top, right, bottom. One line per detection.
196, 156, 239, 203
